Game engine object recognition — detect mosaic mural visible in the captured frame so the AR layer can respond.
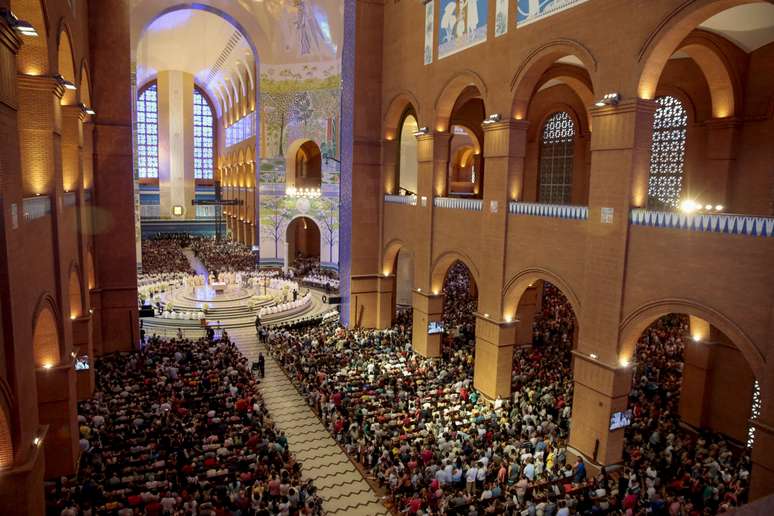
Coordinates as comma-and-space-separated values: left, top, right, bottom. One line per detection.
424, 1, 434, 65
256, 61, 341, 267
517, 0, 589, 27
495, 0, 508, 37
438, 0, 488, 59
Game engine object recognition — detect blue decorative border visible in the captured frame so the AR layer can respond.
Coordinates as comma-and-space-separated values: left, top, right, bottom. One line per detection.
630, 209, 774, 237
508, 202, 588, 220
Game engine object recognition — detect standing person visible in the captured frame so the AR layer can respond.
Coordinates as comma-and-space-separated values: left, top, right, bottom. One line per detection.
255, 314, 262, 334
293, 289, 298, 302
258, 353, 265, 378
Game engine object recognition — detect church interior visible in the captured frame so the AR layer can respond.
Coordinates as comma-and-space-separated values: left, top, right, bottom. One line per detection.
0, 0, 773, 514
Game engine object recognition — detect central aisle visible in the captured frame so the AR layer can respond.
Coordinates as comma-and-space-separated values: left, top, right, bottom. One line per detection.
229, 326, 390, 516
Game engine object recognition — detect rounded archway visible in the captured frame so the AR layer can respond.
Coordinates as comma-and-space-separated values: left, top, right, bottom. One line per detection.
32, 301, 61, 369
11, 0, 49, 75
286, 216, 321, 270
397, 111, 419, 196
286, 140, 322, 191
57, 26, 78, 106
448, 125, 482, 197
440, 260, 478, 356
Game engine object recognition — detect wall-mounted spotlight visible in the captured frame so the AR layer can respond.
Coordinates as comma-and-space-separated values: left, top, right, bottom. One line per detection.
413, 126, 430, 137
482, 113, 502, 125
79, 103, 96, 116
55, 74, 77, 91
1, 8, 38, 37
595, 93, 620, 107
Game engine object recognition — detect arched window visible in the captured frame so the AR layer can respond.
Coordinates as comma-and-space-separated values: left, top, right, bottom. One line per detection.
647, 95, 687, 210
538, 111, 575, 205
136, 84, 159, 179
193, 87, 215, 180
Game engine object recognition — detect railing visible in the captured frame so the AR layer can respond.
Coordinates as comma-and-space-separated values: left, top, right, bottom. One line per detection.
195, 205, 217, 218
141, 204, 160, 218
433, 197, 483, 211
384, 194, 417, 206
508, 202, 589, 220
23, 196, 51, 222
63, 191, 76, 207
630, 209, 774, 238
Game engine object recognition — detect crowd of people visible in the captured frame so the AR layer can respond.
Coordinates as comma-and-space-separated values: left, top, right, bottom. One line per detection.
191, 239, 256, 272
142, 236, 193, 275
263, 264, 753, 514
47, 334, 322, 515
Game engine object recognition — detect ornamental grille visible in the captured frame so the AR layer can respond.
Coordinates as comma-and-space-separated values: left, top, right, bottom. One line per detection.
647, 96, 687, 210
747, 380, 761, 448
539, 112, 575, 205
136, 84, 159, 179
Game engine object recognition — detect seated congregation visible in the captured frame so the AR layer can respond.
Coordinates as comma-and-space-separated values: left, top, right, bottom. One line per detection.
265, 266, 753, 515
141, 236, 257, 275
46, 334, 322, 515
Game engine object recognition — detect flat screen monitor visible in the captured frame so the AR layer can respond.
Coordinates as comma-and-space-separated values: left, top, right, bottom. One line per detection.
428, 321, 444, 335
610, 410, 632, 430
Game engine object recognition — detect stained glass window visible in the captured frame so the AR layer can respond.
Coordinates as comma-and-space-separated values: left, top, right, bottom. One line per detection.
539, 111, 575, 205
193, 88, 214, 180
647, 95, 687, 210
136, 84, 159, 179
747, 380, 761, 448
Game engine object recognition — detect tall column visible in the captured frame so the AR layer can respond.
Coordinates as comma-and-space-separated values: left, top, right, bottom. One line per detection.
411, 291, 444, 357
90, 0, 138, 354
570, 99, 656, 466
470, 120, 528, 400
157, 71, 195, 219
0, 21, 47, 516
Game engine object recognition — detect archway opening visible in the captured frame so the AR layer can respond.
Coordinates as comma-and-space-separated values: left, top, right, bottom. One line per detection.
290, 140, 322, 191
447, 91, 485, 198
286, 217, 320, 272
57, 29, 78, 106
622, 313, 758, 507
68, 270, 83, 320
11, 0, 49, 75
510, 280, 578, 438
440, 261, 478, 357
32, 304, 60, 369
398, 112, 418, 195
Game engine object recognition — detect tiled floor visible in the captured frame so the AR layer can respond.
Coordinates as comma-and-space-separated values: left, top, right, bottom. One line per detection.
230, 327, 390, 516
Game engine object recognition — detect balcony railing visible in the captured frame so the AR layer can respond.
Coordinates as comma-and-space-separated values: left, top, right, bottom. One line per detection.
195, 205, 217, 218
63, 191, 76, 207
434, 197, 483, 211
141, 204, 160, 218
384, 194, 417, 206
630, 209, 774, 238
23, 196, 51, 222
508, 202, 589, 220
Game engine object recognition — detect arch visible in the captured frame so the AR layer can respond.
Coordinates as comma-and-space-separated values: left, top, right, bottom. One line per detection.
637, 0, 761, 107
384, 91, 421, 140
68, 265, 83, 319
382, 239, 412, 276
534, 63, 595, 129
502, 267, 582, 322
619, 298, 764, 379
79, 60, 92, 108
430, 251, 481, 294
434, 71, 488, 132
31, 295, 62, 369
12, 0, 49, 75
677, 30, 739, 118
397, 111, 419, 195
286, 216, 321, 265
57, 23, 78, 105
510, 39, 598, 120
285, 139, 322, 190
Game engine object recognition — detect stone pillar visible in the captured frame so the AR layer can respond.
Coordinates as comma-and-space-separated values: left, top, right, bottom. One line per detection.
374, 274, 395, 329
157, 70, 195, 219
678, 335, 712, 428
474, 315, 516, 400
90, 0, 139, 354
411, 290, 444, 357
72, 314, 95, 400
0, 20, 47, 516
570, 353, 633, 464
36, 362, 79, 478
382, 138, 399, 195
